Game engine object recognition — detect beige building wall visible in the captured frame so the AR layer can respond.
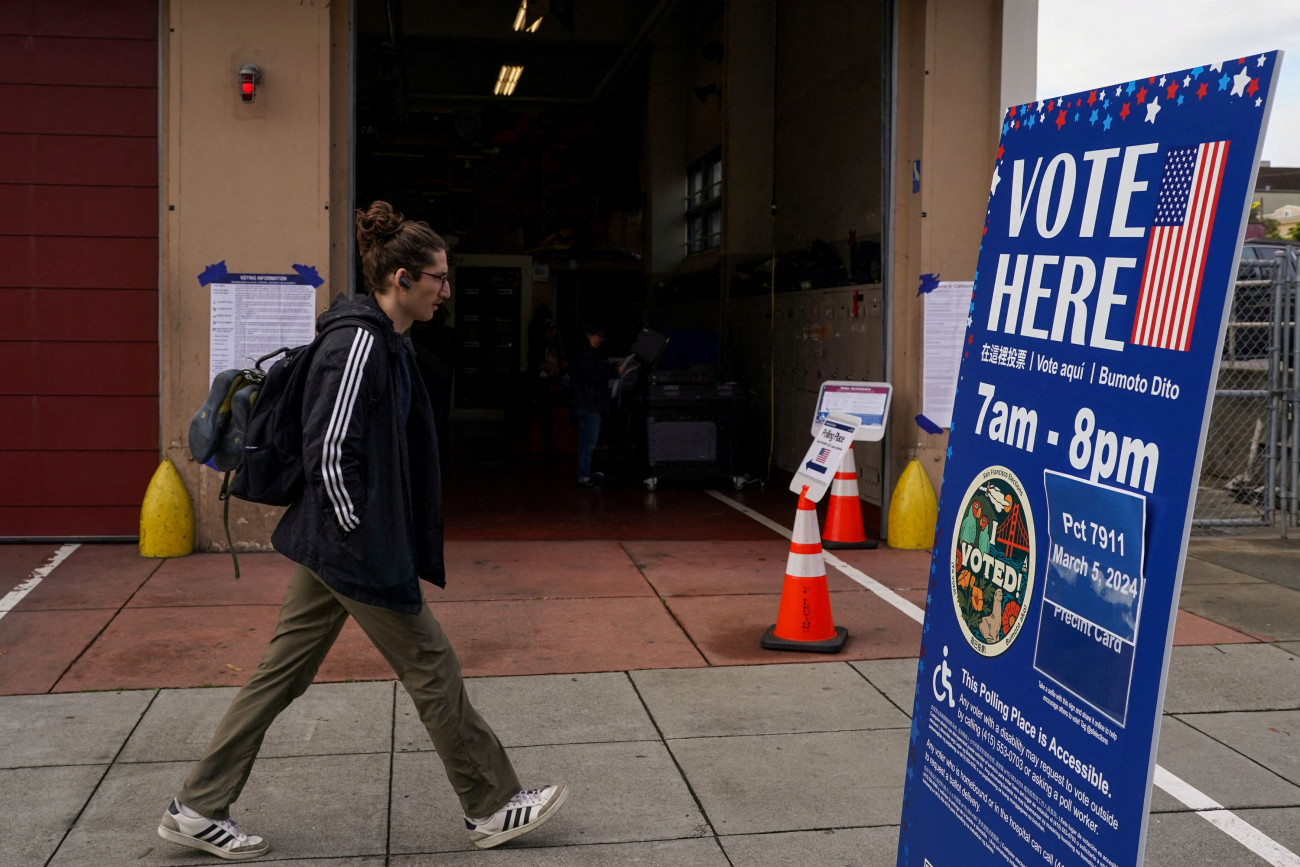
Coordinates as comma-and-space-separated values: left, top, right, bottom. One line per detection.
890, 0, 1006, 501
160, 0, 335, 550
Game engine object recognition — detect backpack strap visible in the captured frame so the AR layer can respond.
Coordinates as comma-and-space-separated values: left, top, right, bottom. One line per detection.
218, 470, 240, 579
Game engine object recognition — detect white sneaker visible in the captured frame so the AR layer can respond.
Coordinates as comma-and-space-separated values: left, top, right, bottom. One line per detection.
465, 784, 568, 849
157, 799, 269, 861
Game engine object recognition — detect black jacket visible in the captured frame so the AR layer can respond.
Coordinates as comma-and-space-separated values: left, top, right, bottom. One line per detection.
272, 294, 445, 613
571, 343, 611, 414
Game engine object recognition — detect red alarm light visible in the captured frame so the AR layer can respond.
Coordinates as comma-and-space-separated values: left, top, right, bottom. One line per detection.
238, 64, 261, 104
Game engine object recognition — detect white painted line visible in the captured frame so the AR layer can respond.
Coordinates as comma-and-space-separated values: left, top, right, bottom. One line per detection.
0, 544, 79, 621
708, 489, 1300, 867
706, 489, 925, 623
1155, 767, 1300, 867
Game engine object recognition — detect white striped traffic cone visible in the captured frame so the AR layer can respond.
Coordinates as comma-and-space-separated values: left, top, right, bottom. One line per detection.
823, 444, 878, 549
761, 486, 848, 652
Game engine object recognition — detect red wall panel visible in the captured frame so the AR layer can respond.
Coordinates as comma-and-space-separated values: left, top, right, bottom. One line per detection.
0, 1, 156, 40
0, 185, 158, 237
0, 35, 156, 87
0, 84, 156, 137
0, 506, 142, 537
0, 342, 156, 397
0, 288, 157, 342
0, 396, 158, 450
0, 237, 160, 289
1, 450, 159, 505
0, 135, 157, 186
0, 0, 159, 538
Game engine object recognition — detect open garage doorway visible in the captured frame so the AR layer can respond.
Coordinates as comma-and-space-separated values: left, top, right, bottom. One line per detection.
351, 0, 890, 510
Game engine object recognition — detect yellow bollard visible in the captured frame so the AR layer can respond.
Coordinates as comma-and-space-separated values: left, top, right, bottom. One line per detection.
139, 460, 194, 558
887, 459, 938, 550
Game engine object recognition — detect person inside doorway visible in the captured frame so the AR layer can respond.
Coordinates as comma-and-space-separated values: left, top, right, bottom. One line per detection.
157, 201, 566, 861
572, 322, 614, 490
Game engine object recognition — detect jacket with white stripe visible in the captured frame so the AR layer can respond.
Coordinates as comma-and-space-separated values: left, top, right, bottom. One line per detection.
272, 293, 445, 613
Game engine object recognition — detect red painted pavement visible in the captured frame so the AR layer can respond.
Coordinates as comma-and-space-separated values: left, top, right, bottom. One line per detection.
0, 470, 1260, 695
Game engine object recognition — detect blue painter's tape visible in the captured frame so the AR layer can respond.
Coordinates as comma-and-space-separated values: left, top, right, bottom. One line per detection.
917, 272, 940, 295
292, 264, 324, 287
198, 261, 229, 287
915, 414, 943, 434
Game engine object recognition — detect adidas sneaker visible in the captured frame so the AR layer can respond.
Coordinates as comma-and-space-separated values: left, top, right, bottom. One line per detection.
465, 783, 568, 849
157, 799, 269, 861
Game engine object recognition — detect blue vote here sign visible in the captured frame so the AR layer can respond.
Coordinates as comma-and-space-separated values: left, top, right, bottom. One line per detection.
897, 53, 1281, 867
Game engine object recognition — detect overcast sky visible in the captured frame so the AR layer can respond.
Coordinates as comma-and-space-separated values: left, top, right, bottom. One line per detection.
1038, 0, 1300, 167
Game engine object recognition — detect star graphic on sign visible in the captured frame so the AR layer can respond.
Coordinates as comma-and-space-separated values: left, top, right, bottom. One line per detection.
1211, 61, 1223, 73
1193, 66, 1205, 77
1258, 54, 1268, 67
1115, 86, 1122, 97
997, 144, 1004, 159
1119, 102, 1130, 120
1158, 75, 1166, 86
1027, 113, 1035, 128
1089, 108, 1099, 125
1166, 81, 1178, 100
1002, 121, 1009, 135
1074, 112, 1079, 122
1247, 77, 1260, 97
1136, 85, 1147, 103
1144, 96, 1161, 123
1103, 114, 1113, 131
1183, 75, 1191, 87
1178, 94, 1184, 105
1197, 82, 1208, 100
1126, 80, 1136, 95
1257, 97, 1263, 107
1219, 72, 1232, 91
991, 166, 1001, 196
1087, 90, 1097, 106
1056, 110, 1066, 130
1232, 66, 1251, 96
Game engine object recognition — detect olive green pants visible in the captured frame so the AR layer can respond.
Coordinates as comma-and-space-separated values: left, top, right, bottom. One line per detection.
177, 564, 520, 820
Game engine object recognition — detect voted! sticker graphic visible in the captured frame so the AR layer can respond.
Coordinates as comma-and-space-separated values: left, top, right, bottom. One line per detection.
950, 466, 1036, 656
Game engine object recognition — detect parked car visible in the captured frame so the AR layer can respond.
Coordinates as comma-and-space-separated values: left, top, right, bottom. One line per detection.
1238, 238, 1298, 280
1229, 240, 1298, 359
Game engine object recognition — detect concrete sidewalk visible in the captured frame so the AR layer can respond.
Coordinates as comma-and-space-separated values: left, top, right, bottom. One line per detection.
4, 643, 1298, 866
1, 483, 1298, 866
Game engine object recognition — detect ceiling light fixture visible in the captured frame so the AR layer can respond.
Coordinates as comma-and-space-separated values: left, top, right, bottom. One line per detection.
512, 0, 543, 32
494, 65, 524, 96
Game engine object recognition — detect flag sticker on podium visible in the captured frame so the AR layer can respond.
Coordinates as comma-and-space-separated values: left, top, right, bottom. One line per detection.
1130, 139, 1230, 351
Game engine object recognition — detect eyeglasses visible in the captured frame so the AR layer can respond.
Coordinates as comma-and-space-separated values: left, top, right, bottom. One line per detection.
412, 270, 450, 288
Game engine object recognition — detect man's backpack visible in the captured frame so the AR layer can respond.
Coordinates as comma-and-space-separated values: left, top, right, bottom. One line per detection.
189, 317, 378, 574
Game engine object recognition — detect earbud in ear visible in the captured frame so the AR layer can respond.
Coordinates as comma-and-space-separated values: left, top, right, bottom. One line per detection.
399, 275, 411, 289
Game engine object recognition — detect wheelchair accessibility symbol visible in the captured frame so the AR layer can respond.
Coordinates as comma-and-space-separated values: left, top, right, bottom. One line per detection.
932, 645, 955, 709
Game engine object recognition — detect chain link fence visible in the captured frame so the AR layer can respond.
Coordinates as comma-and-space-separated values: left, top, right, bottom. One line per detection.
1194, 248, 1299, 534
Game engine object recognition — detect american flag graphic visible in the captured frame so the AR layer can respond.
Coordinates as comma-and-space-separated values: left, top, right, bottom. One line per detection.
817, 447, 831, 462
1130, 140, 1230, 351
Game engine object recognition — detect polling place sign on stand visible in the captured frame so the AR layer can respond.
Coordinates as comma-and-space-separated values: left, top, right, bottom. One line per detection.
897, 53, 1280, 867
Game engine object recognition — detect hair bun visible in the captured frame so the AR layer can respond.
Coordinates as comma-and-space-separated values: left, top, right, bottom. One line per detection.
355, 201, 405, 254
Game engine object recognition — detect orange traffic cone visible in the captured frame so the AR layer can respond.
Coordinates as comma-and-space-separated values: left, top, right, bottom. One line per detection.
823, 444, 878, 550
761, 486, 849, 653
